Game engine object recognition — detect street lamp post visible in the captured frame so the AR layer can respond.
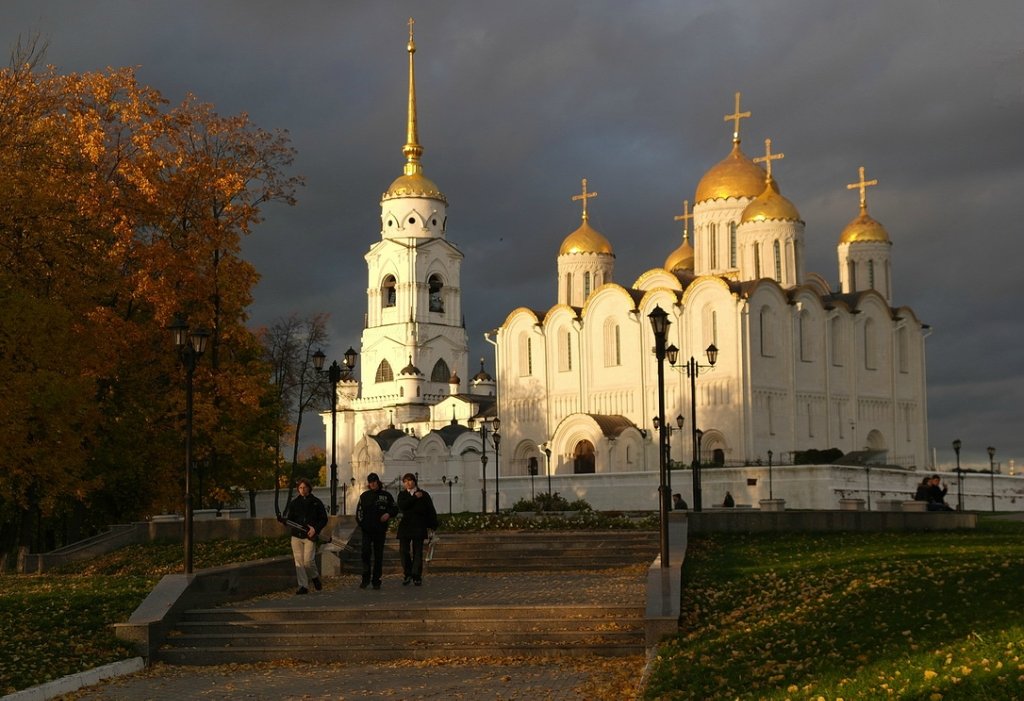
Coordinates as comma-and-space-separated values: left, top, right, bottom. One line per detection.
312, 347, 357, 516
988, 446, 996, 512
442, 475, 459, 514
492, 420, 502, 512
527, 457, 538, 500
653, 414, 686, 495
168, 317, 210, 575
767, 449, 774, 500
648, 306, 671, 568
953, 439, 963, 511
543, 445, 552, 495
667, 342, 718, 512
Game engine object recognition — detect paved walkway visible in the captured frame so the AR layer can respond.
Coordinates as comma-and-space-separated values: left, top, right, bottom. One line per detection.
67, 570, 648, 700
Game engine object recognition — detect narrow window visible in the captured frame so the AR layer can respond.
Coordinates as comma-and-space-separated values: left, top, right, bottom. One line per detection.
868, 260, 876, 290
709, 223, 718, 268
864, 318, 876, 370
583, 272, 591, 299
754, 242, 761, 278
773, 240, 781, 282
428, 274, 444, 312
848, 260, 856, 290
527, 337, 533, 375
381, 275, 397, 308
729, 222, 737, 268
565, 273, 573, 305
375, 359, 394, 383
897, 327, 908, 373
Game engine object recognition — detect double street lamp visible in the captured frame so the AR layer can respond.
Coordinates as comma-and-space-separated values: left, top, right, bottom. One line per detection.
543, 445, 553, 495
312, 347, 357, 516
652, 414, 685, 493
953, 439, 963, 511
479, 417, 501, 513
441, 475, 459, 514
167, 317, 210, 575
667, 341, 718, 513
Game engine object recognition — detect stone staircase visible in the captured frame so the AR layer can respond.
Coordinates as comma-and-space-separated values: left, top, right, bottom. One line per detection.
338, 529, 659, 572
157, 530, 657, 664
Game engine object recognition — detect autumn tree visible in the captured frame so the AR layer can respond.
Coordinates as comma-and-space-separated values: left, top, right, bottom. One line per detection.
0, 39, 302, 559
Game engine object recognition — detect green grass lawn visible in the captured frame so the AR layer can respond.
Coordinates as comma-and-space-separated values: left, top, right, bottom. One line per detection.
643, 518, 1024, 700
0, 537, 288, 694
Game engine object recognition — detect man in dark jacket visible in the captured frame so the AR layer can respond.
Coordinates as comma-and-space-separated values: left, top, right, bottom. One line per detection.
926, 474, 954, 511
355, 473, 397, 589
396, 472, 438, 586
280, 478, 329, 595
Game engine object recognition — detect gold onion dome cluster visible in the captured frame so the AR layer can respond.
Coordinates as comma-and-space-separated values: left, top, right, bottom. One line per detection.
741, 177, 801, 223
839, 210, 890, 244
695, 142, 767, 202
383, 173, 447, 204
664, 238, 694, 272
559, 220, 614, 256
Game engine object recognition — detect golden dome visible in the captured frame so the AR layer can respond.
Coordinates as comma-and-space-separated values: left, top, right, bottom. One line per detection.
559, 220, 613, 256
740, 177, 801, 224
664, 237, 694, 272
840, 211, 890, 244
695, 142, 766, 203
382, 173, 447, 203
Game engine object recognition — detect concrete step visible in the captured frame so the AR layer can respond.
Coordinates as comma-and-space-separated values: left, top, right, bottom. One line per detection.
181, 603, 638, 623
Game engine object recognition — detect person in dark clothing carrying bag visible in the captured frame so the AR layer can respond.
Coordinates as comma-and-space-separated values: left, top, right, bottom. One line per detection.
355, 473, 398, 590
396, 472, 438, 586
279, 478, 329, 595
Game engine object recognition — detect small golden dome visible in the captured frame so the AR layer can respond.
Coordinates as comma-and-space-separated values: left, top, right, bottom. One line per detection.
839, 211, 890, 244
382, 173, 447, 203
559, 220, 613, 256
665, 238, 694, 272
740, 177, 801, 223
695, 142, 766, 203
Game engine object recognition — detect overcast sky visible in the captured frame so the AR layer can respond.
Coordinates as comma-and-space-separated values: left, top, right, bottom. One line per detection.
4, 1, 1021, 470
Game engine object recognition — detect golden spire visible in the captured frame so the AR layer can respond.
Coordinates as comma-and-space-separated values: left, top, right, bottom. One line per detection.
572, 178, 598, 222
753, 138, 783, 180
673, 199, 692, 244
723, 92, 751, 144
402, 17, 423, 176
847, 165, 878, 213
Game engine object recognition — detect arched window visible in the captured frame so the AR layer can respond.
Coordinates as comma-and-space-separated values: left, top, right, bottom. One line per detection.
583, 271, 591, 299
848, 260, 857, 290
573, 440, 595, 474
603, 319, 621, 367
864, 318, 877, 370
709, 223, 718, 268
759, 306, 775, 357
381, 275, 397, 308
518, 333, 532, 376
897, 326, 909, 373
375, 359, 394, 383
831, 316, 844, 367
867, 260, 876, 290
729, 222, 737, 268
428, 274, 444, 312
430, 358, 449, 382
565, 273, 573, 305
773, 240, 781, 282
754, 242, 761, 278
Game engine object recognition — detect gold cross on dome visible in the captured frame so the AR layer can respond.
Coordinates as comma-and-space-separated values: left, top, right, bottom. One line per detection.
408, 16, 415, 41
753, 138, 784, 179
847, 165, 878, 212
572, 178, 598, 222
673, 200, 693, 239
723, 92, 751, 141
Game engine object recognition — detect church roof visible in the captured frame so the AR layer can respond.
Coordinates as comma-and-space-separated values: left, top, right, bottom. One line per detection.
587, 414, 636, 438
664, 236, 694, 273
740, 177, 802, 224
839, 211, 890, 244
559, 220, 614, 256
431, 421, 474, 446
695, 141, 766, 203
371, 425, 408, 452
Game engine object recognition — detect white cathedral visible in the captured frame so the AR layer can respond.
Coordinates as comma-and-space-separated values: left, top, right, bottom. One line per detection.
323, 24, 936, 513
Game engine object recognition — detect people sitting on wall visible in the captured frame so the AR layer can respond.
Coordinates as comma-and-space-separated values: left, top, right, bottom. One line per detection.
914, 476, 931, 501
925, 474, 954, 511
723, 491, 735, 508
672, 493, 688, 510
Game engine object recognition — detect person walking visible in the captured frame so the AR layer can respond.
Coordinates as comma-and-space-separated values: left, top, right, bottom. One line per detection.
396, 473, 438, 586
355, 472, 397, 590
279, 478, 329, 595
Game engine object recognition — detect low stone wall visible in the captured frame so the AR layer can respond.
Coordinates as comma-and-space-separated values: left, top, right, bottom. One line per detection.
687, 510, 976, 533
114, 555, 294, 661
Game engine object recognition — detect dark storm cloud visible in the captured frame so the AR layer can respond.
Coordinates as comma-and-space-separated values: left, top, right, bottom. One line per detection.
3, 0, 1021, 467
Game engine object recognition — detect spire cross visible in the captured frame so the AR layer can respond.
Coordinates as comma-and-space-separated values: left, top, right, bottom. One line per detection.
408, 16, 415, 43
673, 199, 693, 242
847, 166, 878, 212
723, 92, 751, 142
402, 17, 423, 175
753, 138, 783, 180
572, 178, 598, 222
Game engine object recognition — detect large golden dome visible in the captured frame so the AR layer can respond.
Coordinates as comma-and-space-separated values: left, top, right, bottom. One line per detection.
382, 173, 447, 203
741, 177, 801, 223
839, 211, 890, 244
664, 237, 694, 272
559, 220, 613, 256
695, 142, 766, 203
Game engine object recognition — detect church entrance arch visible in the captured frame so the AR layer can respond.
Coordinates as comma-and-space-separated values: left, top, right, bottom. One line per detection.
573, 440, 595, 474
865, 429, 886, 451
